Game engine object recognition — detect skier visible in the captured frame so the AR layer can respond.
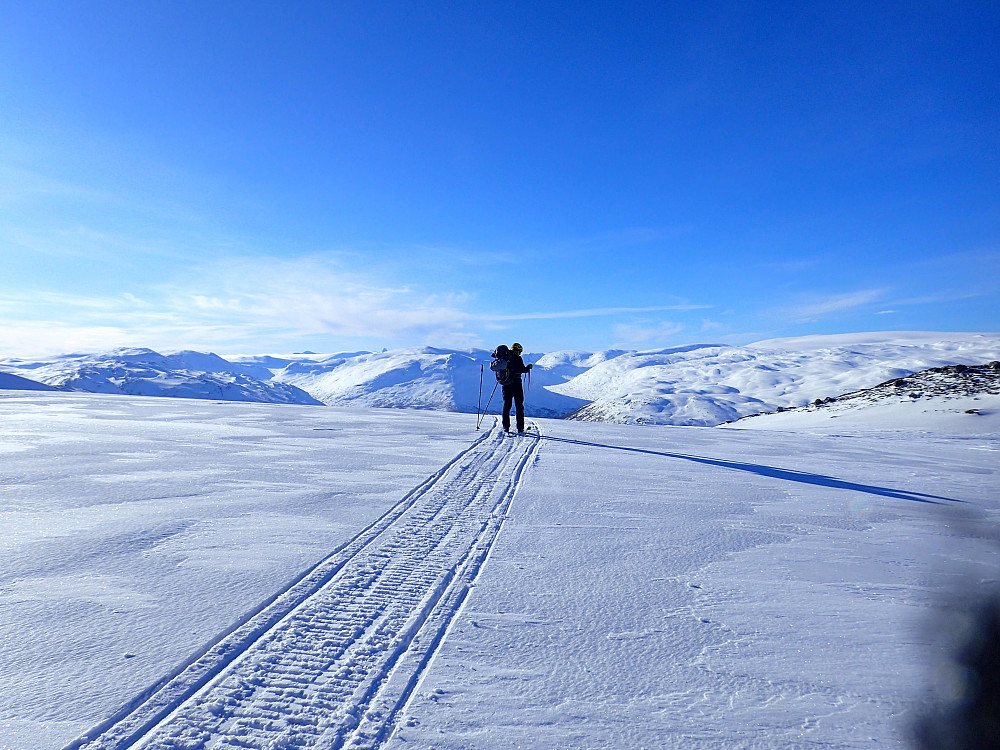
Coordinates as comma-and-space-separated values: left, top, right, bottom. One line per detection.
491, 342, 533, 434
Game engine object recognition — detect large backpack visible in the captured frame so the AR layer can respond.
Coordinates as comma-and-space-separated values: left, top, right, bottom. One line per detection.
490, 345, 514, 385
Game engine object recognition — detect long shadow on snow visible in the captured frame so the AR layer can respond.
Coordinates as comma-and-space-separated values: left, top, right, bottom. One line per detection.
540, 435, 963, 505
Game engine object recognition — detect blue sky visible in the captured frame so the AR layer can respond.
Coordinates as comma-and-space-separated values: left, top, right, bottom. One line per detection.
1, 1, 997, 356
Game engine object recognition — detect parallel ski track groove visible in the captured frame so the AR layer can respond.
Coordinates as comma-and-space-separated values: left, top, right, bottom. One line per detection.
356, 422, 541, 749
70, 419, 539, 750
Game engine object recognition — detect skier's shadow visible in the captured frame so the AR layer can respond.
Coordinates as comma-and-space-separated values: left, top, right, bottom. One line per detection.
539, 435, 963, 505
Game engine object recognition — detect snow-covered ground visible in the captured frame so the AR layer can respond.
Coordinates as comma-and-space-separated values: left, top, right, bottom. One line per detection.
2, 390, 998, 749
726, 392, 1000, 434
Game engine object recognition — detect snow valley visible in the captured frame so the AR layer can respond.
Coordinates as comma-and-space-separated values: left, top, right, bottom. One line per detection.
2, 331, 998, 427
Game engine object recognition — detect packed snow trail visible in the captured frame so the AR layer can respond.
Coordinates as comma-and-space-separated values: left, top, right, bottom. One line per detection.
69, 419, 539, 750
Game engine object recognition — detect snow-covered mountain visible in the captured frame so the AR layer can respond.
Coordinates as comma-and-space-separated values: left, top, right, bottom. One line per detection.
553, 332, 1000, 425
0, 348, 321, 405
263, 347, 589, 418
725, 360, 1000, 432
2, 333, 998, 425
240, 333, 1000, 425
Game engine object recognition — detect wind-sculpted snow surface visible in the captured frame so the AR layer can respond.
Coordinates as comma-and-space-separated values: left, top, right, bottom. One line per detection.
70, 421, 539, 750
2, 392, 999, 748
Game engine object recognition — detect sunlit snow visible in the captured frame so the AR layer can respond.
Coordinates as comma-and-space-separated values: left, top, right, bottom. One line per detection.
1, 382, 997, 749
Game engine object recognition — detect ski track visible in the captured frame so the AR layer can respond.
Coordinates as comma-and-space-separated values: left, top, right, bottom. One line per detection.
68, 419, 540, 750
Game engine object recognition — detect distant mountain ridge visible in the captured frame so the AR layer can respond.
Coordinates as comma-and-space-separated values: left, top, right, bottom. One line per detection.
0, 348, 321, 405
259, 347, 589, 417
2, 333, 998, 426
552, 333, 1000, 425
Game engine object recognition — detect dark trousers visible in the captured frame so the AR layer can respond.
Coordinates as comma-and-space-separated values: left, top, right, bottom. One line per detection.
502, 381, 524, 432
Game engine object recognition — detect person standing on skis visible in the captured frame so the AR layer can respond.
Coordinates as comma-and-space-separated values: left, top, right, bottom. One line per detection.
492, 342, 533, 433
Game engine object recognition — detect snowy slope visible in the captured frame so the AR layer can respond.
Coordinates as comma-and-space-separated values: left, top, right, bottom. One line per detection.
0, 348, 321, 405
267, 346, 589, 418
249, 332, 1000, 425
725, 361, 1000, 433
1, 391, 997, 749
0, 370, 56, 391
554, 332, 1000, 426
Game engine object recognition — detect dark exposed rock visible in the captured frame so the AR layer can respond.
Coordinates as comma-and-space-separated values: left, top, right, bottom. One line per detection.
736, 361, 1000, 423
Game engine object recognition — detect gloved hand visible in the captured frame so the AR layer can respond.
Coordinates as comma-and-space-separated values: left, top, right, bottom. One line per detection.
527, 364, 533, 370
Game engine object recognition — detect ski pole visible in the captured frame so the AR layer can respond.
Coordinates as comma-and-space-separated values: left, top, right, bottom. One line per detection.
477, 364, 484, 429
479, 381, 499, 429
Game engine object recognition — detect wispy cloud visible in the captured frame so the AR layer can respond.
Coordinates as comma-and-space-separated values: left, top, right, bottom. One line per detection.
915, 248, 1000, 270
612, 320, 686, 348
486, 304, 712, 322
0, 253, 719, 355
887, 291, 983, 307
0, 159, 106, 209
0, 255, 484, 356
783, 289, 887, 321
0, 321, 145, 357
161, 255, 482, 347
0, 144, 243, 268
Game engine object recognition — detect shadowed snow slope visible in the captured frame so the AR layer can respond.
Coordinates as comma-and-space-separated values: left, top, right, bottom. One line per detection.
0, 371, 56, 391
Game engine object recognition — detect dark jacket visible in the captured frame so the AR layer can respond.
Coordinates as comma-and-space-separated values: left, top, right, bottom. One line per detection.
499, 353, 530, 389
